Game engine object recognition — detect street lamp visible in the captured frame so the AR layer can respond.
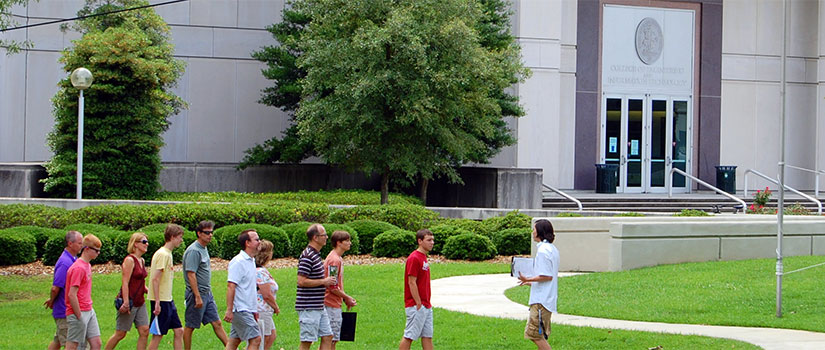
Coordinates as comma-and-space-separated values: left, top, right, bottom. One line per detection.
70, 67, 93, 199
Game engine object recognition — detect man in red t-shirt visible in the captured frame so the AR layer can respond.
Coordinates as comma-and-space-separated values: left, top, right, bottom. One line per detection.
65, 234, 103, 350
399, 229, 434, 350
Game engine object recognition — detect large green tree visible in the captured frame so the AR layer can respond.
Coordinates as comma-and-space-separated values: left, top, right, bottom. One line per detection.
42, 0, 185, 199
294, 0, 528, 203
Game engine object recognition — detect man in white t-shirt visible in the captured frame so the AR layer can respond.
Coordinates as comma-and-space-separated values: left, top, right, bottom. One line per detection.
518, 219, 559, 350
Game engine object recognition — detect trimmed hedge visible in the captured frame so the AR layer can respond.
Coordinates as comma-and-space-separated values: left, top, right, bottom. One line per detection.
154, 189, 423, 206
0, 204, 69, 229
213, 224, 291, 260
448, 219, 486, 236
442, 233, 497, 261
0, 228, 37, 265
343, 220, 399, 255
428, 224, 472, 255
328, 204, 439, 231
64, 203, 306, 231
0, 226, 64, 259
493, 228, 531, 255
285, 223, 359, 258
372, 229, 417, 258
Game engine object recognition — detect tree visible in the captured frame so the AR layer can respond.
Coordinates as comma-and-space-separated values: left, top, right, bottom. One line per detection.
294, 0, 529, 203
251, 0, 528, 204
0, 0, 34, 53
42, 0, 185, 199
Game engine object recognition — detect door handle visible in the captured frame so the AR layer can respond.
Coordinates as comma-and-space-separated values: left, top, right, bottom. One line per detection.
666, 156, 672, 166
621, 155, 626, 165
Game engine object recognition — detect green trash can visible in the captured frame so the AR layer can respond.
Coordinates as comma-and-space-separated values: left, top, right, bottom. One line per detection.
715, 165, 737, 194
595, 164, 618, 194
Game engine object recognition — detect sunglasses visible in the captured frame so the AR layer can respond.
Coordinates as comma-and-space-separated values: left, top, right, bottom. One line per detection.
200, 230, 214, 235
140, 240, 149, 244
85, 246, 101, 253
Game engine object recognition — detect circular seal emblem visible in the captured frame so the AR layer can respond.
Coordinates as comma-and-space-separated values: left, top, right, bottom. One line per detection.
635, 17, 663, 65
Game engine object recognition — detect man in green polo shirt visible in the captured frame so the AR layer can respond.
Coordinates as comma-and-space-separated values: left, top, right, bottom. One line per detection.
183, 221, 228, 350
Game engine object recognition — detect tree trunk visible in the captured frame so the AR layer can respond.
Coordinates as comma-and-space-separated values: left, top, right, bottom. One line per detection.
381, 171, 390, 204
419, 178, 429, 205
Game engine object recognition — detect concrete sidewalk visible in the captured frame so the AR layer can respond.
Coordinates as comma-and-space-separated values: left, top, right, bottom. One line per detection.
430, 273, 825, 350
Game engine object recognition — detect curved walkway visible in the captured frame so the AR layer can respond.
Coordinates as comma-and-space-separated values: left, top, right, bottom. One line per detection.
430, 273, 825, 350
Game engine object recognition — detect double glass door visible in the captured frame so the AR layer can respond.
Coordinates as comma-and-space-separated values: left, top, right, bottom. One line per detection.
601, 95, 691, 193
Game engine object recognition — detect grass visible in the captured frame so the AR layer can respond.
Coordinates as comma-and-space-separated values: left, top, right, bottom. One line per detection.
2, 262, 758, 349
151, 190, 423, 206
506, 256, 825, 333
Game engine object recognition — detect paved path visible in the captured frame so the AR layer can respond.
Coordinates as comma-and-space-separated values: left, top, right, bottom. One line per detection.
430, 273, 825, 350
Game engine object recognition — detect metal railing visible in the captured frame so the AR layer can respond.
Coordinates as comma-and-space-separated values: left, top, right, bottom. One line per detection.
786, 164, 825, 198
743, 169, 822, 215
541, 183, 582, 212
667, 168, 746, 213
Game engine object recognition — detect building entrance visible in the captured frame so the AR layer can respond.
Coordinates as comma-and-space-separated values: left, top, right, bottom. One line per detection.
600, 4, 696, 193
601, 95, 691, 193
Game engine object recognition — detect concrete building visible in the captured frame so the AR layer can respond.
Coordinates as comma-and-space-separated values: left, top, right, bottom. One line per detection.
1, 0, 823, 195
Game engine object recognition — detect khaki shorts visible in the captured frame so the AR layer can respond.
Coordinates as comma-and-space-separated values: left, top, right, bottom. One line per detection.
67, 310, 101, 345
524, 304, 552, 341
53, 317, 69, 346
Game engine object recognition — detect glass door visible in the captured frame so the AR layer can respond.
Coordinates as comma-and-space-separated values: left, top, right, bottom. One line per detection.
602, 95, 692, 193
624, 97, 645, 193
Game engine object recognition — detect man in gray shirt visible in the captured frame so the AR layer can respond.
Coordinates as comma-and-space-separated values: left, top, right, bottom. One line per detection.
182, 221, 228, 350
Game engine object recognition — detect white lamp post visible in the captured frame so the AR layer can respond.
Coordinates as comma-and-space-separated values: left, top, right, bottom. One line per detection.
70, 67, 93, 200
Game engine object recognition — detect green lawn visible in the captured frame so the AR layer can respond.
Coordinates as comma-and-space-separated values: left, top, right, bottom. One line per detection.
506, 256, 825, 333
2, 262, 758, 349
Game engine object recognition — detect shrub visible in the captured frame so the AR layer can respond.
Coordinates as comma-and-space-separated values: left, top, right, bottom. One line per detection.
556, 212, 583, 217
493, 228, 532, 255
615, 212, 645, 217
135, 224, 196, 264
0, 204, 69, 229
329, 204, 439, 231
448, 219, 485, 235
674, 209, 709, 217
0, 226, 64, 259
785, 203, 811, 216
428, 224, 472, 255
214, 224, 291, 260
442, 233, 497, 261
372, 229, 417, 258
344, 220, 399, 255
64, 223, 125, 264
286, 223, 359, 258
280, 222, 312, 257
0, 228, 37, 265
481, 210, 532, 235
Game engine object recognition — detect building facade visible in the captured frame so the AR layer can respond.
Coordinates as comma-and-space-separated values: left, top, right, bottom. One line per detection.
1, 0, 823, 193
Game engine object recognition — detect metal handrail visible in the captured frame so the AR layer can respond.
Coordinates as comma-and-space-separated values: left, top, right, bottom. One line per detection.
541, 183, 582, 212
786, 164, 825, 198
667, 168, 746, 213
743, 169, 822, 215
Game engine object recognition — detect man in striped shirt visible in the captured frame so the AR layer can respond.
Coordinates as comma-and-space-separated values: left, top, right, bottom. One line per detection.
296, 224, 337, 350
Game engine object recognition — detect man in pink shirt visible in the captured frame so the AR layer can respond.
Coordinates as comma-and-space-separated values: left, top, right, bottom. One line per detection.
323, 231, 357, 349
65, 234, 103, 350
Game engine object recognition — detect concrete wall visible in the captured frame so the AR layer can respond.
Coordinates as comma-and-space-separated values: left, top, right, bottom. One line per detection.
508, 0, 577, 189
541, 215, 825, 272
720, 0, 822, 191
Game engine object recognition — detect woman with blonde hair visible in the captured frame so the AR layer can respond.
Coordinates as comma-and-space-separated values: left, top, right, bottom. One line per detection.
105, 232, 150, 350
254, 240, 280, 350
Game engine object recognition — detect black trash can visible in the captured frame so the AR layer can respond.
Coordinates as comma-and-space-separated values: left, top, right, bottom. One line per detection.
715, 165, 737, 194
595, 164, 618, 194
